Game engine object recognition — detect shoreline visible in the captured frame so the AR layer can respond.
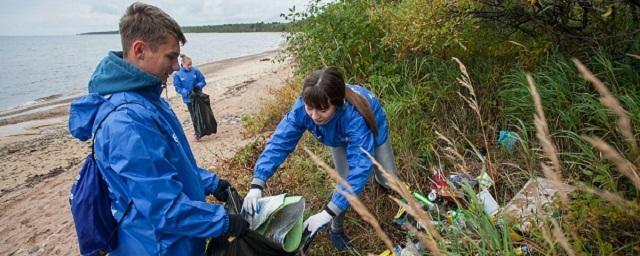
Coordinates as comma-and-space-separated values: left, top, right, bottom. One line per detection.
0, 49, 281, 141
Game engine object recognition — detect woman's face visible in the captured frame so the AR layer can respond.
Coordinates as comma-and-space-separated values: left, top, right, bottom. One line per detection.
304, 103, 336, 125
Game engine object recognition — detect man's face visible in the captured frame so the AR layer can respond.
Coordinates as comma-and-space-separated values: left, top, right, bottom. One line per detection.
138, 38, 180, 84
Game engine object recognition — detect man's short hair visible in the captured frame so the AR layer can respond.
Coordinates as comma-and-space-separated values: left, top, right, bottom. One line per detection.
119, 2, 187, 56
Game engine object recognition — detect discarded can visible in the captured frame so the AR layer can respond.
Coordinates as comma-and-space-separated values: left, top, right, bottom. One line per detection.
446, 210, 467, 229
412, 191, 436, 211
428, 189, 438, 202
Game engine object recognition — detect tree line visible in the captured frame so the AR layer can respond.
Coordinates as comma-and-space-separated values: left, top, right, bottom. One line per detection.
79, 22, 288, 35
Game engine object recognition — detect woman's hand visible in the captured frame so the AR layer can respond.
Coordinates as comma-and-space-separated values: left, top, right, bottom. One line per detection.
303, 210, 333, 237
241, 188, 262, 216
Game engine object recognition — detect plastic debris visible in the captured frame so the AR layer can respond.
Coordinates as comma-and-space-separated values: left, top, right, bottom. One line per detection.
244, 194, 305, 252
448, 173, 478, 190
478, 189, 500, 216
378, 245, 402, 256
498, 130, 518, 152
514, 244, 534, 255
476, 168, 494, 190
500, 177, 575, 232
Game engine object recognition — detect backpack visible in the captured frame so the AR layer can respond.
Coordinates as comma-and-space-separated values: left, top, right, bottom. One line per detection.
69, 103, 133, 256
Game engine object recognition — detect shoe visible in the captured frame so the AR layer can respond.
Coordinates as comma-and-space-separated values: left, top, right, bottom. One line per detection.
330, 230, 353, 251
193, 134, 201, 141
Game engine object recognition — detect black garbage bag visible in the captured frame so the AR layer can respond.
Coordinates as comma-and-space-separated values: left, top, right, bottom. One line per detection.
190, 91, 217, 136
207, 230, 296, 256
205, 188, 302, 256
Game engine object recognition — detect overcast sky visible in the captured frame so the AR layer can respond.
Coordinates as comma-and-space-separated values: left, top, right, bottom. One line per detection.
0, 0, 318, 36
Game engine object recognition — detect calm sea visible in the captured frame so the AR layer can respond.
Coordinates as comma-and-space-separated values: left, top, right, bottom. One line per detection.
0, 32, 284, 112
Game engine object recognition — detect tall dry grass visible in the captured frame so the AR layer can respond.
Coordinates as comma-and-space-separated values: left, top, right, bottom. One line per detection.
452, 57, 496, 179
362, 149, 444, 256
573, 59, 638, 155
524, 58, 640, 255
303, 147, 397, 254
525, 74, 569, 206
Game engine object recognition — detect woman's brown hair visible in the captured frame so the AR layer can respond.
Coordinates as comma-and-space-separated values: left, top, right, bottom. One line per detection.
301, 67, 378, 137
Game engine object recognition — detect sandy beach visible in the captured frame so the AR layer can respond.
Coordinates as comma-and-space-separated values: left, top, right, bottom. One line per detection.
0, 50, 292, 255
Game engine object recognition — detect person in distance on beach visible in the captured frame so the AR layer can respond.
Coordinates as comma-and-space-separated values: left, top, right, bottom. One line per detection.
173, 54, 208, 141
68, 2, 247, 255
242, 67, 398, 251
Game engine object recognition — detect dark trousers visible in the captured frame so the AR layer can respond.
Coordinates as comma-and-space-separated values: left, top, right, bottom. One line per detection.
186, 103, 199, 136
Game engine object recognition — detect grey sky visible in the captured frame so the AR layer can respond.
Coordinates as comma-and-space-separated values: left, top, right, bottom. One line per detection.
0, 0, 315, 36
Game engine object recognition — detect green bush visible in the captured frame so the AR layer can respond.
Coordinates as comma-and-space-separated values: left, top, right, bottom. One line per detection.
261, 0, 640, 254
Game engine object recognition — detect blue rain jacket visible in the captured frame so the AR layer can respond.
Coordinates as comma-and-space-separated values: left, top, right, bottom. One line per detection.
69, 51, 229, 256
252, 84, 389, 214
173, 65, 206, 104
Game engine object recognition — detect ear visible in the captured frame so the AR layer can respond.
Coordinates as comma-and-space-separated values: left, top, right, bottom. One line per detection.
131, 40, 146, 60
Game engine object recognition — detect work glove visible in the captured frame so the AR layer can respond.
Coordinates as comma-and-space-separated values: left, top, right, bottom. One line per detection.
242, 187, 262, 216
303, 210, 334, 237
223, 214, 249, 238
212, 179, 233, 203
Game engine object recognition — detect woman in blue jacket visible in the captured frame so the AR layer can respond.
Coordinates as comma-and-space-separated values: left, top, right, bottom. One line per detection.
242, 67, 397, 250
173, 54, 207, 141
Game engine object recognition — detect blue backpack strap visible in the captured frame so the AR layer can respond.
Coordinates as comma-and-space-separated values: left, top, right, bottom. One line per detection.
90, 102, 143, 245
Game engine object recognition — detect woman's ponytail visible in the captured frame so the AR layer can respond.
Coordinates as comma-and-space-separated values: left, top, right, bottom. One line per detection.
345, 88, 378, 137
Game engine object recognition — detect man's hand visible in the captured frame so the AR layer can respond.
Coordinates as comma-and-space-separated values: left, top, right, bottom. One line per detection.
303, 210, 333, 237
242, 188, 262, 216
223, 214, 249, 238
212, 179, 233, 202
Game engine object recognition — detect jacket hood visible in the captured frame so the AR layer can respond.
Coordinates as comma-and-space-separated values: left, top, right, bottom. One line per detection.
70, 51, 162, 141
88, 51, 161, 95
68, 94, 111, 141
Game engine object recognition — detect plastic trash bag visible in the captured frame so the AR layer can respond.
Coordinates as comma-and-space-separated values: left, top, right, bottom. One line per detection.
498, 130, 518, 152
190, 91, 217, 136
249, 194, 305, 252
206, 189, 305, 256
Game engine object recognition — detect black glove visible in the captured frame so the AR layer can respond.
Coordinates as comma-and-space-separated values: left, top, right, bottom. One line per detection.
212, 179, 233, 202
225, 214, 249, 238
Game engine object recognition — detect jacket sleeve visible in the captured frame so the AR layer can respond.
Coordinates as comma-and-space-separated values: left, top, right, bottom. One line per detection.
327, 114, 375, 215
173, 73, 189, 98
195, 69, 206, 89
101, 109, 228, 238
198, 167, 221, 196
251, 109, 305, 188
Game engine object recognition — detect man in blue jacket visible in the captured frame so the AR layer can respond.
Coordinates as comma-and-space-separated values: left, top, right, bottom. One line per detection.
68, 3, 247, 255
173, 54, 207, 141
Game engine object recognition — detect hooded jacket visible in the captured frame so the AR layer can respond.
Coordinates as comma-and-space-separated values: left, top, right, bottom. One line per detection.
251, 84, 389, 215
173, 65, 206, 104
69, 51, 228, 256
